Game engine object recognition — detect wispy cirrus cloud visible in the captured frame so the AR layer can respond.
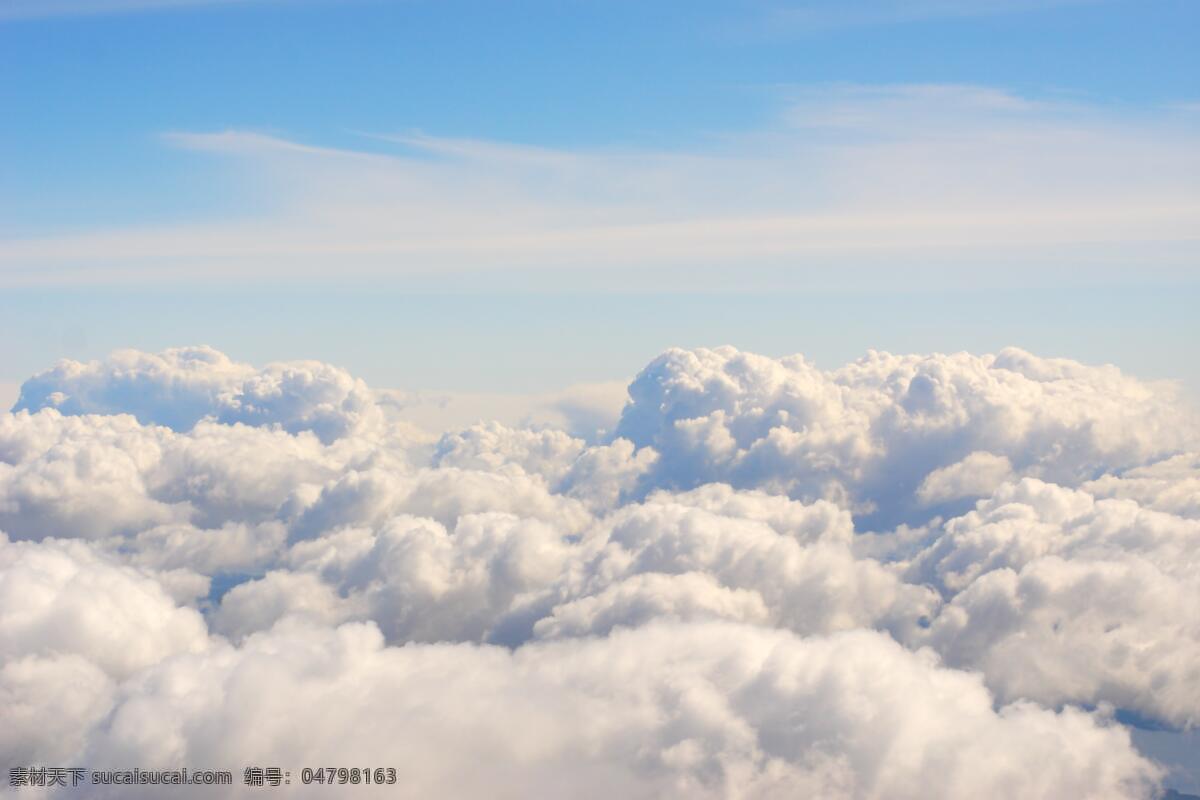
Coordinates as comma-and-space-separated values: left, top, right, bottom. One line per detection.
2, 84, 1197, 288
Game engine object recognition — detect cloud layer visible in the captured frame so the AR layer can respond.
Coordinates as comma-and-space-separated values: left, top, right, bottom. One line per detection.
2, 344, 1197, 797
616, 345, 1196, 528
4, 85, 1198, 287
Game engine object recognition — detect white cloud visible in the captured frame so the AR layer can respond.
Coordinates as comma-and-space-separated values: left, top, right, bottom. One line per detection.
0, 410, 184, 540
122, 520, 288, 577
13, 346, 385, 443
902, 479, 1200, 728
379, 380, 629, 441
211, 568, 356, 640
924, 554, 1200, 729
917, 451, 1014, 505
27, 620, 1162, 799
547, 488, 939, 642
3, 86, 1197, 287
1083, 452, 1200, 519
531, 572, 771, 639
432, 422, 657, 510
615, 345, 1198, 528
1, 653, 115, 765
225, 511, 575, 645
432, 422, 587, 486
1, 344, 1198, 793
144, 420, 346, 526
241, 484, 935, 649
0, 535, 209, 679
288, 466, 594, 542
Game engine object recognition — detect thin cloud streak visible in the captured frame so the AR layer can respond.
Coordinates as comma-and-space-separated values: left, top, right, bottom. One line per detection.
2, 85, 1198, 287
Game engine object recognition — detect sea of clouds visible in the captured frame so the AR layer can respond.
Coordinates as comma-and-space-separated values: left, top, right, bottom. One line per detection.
3, 344, 1198, 798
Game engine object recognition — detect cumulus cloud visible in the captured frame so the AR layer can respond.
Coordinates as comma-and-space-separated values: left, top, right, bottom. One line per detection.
287, 466, 593, 542
0, 409, 181, 540
916, 451, 1014, 505
531, 572, 770, 639
22, 620, 1164, 799
615, 345, 1197, 528
1, 653, 116, 766
218, 511, 574, 645
0, 534, 213, 768
13, 346, 383, 444
222, 484, 934, 650
0, 535, 210, 679
433, 422, 588, 485
1084, 452, 1200, 519
433, 421, 657, 509
530, 487, 939, 645
900, 479, 1200, 729
1, 343, 1197, 796
924, 554, 1200, 729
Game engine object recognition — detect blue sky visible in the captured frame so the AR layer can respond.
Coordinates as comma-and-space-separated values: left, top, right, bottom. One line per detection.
1, 0, 1197, 398
3, 0, 1198, 233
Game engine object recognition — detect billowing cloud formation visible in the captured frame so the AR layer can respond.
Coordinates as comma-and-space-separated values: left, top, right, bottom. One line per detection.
901, 479, 1200, 729
0, 535, 209, 678
529, 486, 939, 644
0, 534, 210, 765
916, 451, 1014, 505
616, 345, 1196, 528
1, 344, 1197, 797
1084, 452, 1200, 519
14, 346, 383, 443
67, 622, 1162, 799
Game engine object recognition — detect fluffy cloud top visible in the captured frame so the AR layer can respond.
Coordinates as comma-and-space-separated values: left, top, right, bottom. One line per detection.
0, 535, 209, 678
1084, 453, 1200, 519
13, 346, 383, 444
75, 621, 1160, 799
901, 479, 1200, 729
2, 344, 1197, 797
615, 346, 1196, 528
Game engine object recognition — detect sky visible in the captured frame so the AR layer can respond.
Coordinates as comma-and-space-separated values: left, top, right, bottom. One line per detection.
1, 0, 1198, 398
3, 4, 1200, 796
